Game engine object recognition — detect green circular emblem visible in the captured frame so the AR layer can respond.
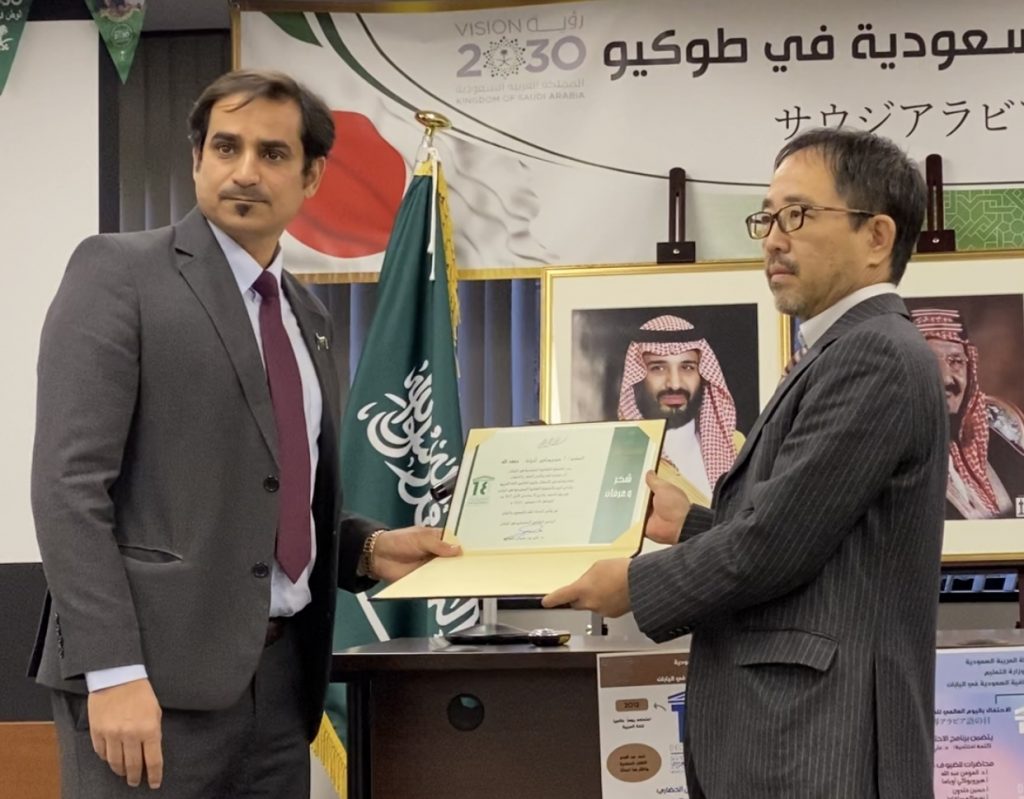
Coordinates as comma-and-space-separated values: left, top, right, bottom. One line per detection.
110, 23, 133, 48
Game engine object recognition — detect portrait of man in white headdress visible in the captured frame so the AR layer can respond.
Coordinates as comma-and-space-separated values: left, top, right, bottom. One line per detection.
570, 306, 757, 507
616, 314, 745, 505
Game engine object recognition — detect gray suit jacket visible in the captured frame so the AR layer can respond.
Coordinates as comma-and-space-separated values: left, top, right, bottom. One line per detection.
630, 293, 948, 799
30, 208, 376, 740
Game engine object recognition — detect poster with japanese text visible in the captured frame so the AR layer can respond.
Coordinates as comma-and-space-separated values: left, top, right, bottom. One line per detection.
934, 646, 1024, 798
597, 650, 689, 797
240, 0, 1024, 275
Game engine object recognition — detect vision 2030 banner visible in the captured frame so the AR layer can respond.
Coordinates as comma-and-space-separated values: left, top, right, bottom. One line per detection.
239, 0, 1024, 276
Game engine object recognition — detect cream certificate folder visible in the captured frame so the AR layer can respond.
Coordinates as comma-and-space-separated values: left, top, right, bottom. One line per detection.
374, 419, 666, 599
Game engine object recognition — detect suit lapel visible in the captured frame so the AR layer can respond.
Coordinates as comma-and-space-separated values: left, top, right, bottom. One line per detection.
720, 293, 909, 490
172, 209, 279, 464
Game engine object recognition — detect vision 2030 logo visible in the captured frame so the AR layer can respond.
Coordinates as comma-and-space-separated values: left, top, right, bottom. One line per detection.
454, 10, 586, 79
458, 35, 587, 79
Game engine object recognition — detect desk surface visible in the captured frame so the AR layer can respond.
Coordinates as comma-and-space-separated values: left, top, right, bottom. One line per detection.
331, 635, 684, 677
935, 628, 1024, 648
331, 628, 1024, 678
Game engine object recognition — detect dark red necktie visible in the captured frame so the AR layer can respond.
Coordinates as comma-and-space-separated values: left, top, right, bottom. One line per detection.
252, 271, 311, 583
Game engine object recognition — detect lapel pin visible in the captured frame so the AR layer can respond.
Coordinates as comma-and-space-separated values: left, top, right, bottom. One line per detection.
315, 333, 329, 351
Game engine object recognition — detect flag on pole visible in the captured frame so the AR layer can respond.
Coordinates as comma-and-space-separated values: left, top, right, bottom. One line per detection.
311, 145, 479, 796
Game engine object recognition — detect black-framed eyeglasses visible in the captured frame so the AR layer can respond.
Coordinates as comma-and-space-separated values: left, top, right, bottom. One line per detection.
745, 203, 876, 239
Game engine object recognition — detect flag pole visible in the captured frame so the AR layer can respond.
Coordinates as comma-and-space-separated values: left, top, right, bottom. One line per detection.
411, 111, 530, 646
414, 109, 451, 146
412, 110, 462, 351
414, 112, 449, 278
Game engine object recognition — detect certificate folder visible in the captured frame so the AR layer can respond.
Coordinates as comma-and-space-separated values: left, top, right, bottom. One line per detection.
375, 419, 665, 599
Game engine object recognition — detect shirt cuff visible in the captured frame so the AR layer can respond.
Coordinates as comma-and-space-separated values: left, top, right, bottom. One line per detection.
85, 664, 149, 692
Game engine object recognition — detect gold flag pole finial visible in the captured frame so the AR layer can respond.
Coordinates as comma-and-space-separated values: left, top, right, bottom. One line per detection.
415, 110, 452, 147
414, 111, 459, 339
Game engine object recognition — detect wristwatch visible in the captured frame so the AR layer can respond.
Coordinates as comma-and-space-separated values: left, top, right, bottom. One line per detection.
358, 529, 385, 579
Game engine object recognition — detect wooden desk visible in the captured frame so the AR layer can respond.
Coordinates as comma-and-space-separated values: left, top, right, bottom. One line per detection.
333, 630, 1024, 799
332, 636, 681, 799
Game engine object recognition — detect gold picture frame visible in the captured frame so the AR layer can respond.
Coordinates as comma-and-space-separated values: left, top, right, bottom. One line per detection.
540, 260, 788, 512
540, 260, 790, 426
540, 253, 1024, 566
899, 251, 1024, 565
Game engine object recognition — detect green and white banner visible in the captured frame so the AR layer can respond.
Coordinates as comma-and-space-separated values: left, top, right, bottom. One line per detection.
240, 0, 1024, 275
0, 0, 34, 95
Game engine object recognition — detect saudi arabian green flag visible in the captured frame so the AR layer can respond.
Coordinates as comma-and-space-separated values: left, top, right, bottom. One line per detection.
0, 0, 33, 95
85, 0, 145, 84
311, 152, 479, 794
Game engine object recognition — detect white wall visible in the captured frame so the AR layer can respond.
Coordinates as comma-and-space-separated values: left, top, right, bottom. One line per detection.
0, 21, 98, 563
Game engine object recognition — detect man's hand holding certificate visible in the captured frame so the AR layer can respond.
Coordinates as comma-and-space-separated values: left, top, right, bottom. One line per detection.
641, 471, 692, 546
541, 471, 692, 616
374, 420, 666, 600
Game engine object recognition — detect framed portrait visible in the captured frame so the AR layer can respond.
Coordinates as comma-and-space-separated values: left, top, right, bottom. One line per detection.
540, 262, 789, 515
541, 254, 1024, 566
900, 252, 1024, 565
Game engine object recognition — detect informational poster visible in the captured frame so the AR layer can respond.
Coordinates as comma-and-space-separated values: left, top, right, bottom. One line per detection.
934, 646, 1024, 798
597, 650, 689, 797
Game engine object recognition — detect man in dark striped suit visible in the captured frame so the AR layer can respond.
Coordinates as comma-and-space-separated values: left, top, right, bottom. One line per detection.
545, 129, 947, 798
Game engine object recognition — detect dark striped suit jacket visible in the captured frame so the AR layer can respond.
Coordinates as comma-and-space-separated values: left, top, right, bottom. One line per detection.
629, 293, 948, 799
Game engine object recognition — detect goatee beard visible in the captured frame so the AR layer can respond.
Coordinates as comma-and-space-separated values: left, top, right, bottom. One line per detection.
635, 384, 704, 429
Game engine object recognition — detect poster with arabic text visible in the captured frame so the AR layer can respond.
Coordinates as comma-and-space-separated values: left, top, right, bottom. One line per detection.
597, 650, 689, 797
934, 646, 1024, 798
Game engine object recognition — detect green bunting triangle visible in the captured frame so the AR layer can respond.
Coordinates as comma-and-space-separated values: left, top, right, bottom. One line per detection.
84, 0, 145, 84
0, 0, 34, 95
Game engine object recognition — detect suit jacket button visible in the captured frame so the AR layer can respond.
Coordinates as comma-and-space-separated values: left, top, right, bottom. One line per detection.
252, 562, 270, 578
263, 476, 280, 493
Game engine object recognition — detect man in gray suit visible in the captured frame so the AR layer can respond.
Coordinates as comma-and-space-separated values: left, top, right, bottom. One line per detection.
545, 129, 947, 798
30, 70, 458, 797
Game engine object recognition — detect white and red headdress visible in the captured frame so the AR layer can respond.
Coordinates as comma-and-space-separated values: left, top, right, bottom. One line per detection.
618, 315, 737, 487
911, 307, 1000, 515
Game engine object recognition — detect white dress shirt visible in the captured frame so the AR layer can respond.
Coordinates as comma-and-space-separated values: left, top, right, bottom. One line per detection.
662, 420, 713, 500
798, 282, 898, 350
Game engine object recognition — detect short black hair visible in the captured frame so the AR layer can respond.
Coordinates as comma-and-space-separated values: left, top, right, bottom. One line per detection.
774, 128, 925, 284
188, 69, 334, 174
